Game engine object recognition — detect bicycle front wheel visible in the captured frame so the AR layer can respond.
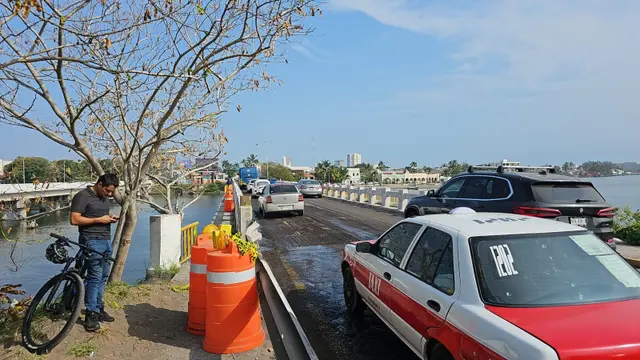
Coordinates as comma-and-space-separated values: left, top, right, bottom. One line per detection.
21, 271, 84, 354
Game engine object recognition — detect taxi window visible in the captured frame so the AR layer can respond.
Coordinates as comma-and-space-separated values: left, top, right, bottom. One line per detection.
405, 227, 454, 295
471, 232, 640, 306
377, 222, 422, 267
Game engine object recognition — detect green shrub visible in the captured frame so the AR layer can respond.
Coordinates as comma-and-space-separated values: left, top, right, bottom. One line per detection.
204, 182, 225, 194
613, 207, 640, 245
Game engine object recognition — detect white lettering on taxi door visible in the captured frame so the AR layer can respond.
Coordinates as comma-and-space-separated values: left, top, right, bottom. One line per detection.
490, 244, 518, 277
368, 272, 381, 297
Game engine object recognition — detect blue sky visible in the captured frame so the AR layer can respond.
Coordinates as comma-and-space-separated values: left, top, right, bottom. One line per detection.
2, 0, 639, 168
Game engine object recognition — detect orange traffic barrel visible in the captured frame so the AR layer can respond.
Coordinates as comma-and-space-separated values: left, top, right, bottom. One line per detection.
223, 192, 234, 212
202, 242, 264, 354
186, 241, 214, 335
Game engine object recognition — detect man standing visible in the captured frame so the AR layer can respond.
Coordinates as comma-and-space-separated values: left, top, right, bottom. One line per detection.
70, 173, 120, 332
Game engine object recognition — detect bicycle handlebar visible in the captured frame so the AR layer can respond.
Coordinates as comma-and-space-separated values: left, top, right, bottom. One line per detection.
50, 233, 116, 262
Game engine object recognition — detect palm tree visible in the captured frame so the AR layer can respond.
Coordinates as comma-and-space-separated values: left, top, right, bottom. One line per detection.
242, 154, 259, 167
407, 161, 418, 173
377, 161, 389, 170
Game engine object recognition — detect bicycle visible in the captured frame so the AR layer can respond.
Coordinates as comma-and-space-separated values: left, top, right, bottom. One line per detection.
21, 233, 115, 354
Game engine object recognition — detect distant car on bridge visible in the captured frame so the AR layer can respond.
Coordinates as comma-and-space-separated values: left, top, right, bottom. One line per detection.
297, 179, 323, 198
341, 208, 640, 360
257, 183, 304, 217
403, 164, 616, 249
250, 179, 270, 198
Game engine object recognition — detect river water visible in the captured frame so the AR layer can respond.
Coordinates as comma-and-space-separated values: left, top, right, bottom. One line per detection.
0, 195, 222, 295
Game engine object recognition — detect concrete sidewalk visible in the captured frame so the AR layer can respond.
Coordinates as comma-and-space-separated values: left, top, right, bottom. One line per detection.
617, 244, 640, 268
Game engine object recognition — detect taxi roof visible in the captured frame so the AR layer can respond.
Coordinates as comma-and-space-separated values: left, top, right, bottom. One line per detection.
411, 211, 586, 238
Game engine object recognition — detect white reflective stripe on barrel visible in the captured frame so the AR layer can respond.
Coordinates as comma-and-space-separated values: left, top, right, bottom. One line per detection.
190, 263, 207, 274
207, 267, 256, 285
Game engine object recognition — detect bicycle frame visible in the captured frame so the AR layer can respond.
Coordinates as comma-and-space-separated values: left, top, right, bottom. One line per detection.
41, 247, 88, 313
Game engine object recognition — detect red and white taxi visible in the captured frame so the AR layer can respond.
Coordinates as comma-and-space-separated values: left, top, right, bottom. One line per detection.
341, 208, 640, 360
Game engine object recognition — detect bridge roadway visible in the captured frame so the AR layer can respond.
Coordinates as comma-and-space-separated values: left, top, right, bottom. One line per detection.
253, 197, 417, 360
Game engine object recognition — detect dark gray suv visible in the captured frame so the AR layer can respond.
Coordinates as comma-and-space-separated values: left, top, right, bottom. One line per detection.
404, 166, 616, 248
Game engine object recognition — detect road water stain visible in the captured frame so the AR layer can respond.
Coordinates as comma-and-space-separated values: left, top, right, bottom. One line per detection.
284, 245, 416, 360
325, 219, 376, 240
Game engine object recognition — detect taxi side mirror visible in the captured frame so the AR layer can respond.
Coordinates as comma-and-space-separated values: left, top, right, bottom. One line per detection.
355, 242, 371, 253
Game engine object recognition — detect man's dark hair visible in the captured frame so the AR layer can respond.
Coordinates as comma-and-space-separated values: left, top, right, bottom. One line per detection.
97, 173, 119, 187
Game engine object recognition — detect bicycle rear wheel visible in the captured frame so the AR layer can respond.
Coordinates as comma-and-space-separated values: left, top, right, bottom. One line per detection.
21, 272, 84, 354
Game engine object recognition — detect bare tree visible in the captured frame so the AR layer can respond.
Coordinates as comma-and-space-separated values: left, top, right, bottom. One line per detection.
0, 0, 318, 281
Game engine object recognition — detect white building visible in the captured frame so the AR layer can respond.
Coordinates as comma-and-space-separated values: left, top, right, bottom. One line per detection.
379, 169, 440, 185
0, 159, 12, 177
282, 156, 314, 175
501, 159, 520, 167
344, 167, 361, 185
346, 153, 362, 167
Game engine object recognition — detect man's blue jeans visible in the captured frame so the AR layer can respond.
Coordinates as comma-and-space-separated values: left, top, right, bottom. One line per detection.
85, 239, 112, 313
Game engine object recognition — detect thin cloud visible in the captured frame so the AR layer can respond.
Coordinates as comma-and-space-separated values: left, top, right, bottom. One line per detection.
328, 1, 640, 83
291, 44, 322, 62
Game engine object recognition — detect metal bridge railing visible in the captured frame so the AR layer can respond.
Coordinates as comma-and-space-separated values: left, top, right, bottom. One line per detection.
180, 221, 199, 264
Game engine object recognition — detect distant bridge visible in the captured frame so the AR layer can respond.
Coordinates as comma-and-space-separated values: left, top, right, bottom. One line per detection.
0, 182, 91, 202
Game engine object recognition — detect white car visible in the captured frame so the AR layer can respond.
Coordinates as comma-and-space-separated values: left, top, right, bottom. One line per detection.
246, 179, 256, 193
251, 179, 270, 198
258, 183, 304, 217
341, 207, 640, 360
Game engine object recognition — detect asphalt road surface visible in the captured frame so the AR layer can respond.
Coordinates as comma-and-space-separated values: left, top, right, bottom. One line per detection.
253, 196, 420, 360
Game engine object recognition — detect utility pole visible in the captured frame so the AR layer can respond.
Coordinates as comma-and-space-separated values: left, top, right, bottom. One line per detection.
22, 157, 25, 183
63, 160, 66, 182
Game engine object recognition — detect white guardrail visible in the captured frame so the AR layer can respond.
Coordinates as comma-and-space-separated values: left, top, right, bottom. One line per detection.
321, 184, 437, 212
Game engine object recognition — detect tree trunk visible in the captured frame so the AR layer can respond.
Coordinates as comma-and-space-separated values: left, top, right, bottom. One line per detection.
108, 202, 137, 283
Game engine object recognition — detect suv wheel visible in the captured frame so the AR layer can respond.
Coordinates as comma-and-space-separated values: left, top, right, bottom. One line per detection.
405, 208, 419, 218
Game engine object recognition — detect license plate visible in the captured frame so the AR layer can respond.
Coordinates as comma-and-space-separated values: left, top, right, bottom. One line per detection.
280, 205, 294, 210
570, 217, 587, 227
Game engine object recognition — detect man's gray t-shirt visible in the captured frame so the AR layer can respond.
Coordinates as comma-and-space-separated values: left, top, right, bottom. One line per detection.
70, 187, 111, 240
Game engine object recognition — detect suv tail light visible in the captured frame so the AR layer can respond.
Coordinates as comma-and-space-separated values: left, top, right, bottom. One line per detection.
300, 185, 306, 189
597, 207, 615, 217
266, 196, 272, 203
513, 206, 561, 218
298, 194, 304, 202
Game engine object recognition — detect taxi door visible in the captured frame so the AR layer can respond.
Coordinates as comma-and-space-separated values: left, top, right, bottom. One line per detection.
356, 222, 425, 330
352, 251, 394, 321
389, 226, 460, 353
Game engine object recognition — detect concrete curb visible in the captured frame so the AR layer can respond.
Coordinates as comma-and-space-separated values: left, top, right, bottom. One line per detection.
624, 257, 640, 268
320, 195, 403, 216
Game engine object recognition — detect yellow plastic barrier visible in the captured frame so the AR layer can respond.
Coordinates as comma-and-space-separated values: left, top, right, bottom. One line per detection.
202, 224, 219, 236
220, 224, 232, 236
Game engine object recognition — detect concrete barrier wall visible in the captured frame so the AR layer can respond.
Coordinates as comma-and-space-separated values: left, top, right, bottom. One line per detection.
322, 184, 433, 212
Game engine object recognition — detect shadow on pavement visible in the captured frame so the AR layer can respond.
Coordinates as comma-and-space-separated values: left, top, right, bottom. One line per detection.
123, 303, 221, 360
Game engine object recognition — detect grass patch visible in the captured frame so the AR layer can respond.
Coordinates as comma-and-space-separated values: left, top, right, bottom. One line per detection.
146, 263, 181, 282
66, 340, 97, 357
104, 281, 152, 309
105, 281, 132, 301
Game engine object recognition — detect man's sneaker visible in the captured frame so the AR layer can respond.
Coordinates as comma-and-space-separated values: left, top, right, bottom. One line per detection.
98, 309, 115, 323
84, 311, 101, 332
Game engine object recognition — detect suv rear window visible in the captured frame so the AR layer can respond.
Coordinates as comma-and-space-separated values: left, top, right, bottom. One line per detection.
471, 232, 640, 306
531, 182, 605, 203
271, 185, 298, 194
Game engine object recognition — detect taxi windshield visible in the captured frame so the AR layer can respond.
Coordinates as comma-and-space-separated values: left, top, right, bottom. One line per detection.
471, 232, 640, 307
